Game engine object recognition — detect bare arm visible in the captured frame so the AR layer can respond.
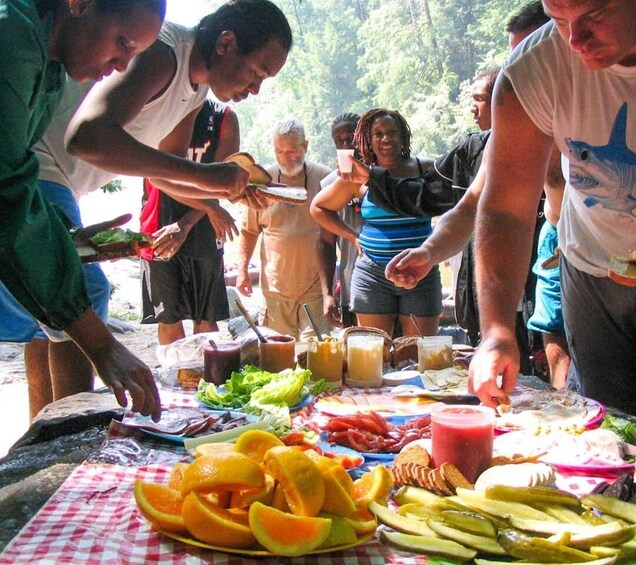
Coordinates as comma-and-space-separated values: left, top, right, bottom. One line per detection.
316, 229, 341, 326
310, 178, 362, 244
385, 160, 486, 288
64, 310, 160, 420
65, 41, 247, 200
423, 156, 486, 261
543, 144, 565, 226
151, 207, 204, 260
470, 74, 553, 406
236, 220, 260, 297
150, 105, 239, 240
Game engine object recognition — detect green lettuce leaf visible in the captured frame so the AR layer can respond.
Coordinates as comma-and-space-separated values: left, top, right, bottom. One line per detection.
89, 228, 150, 245
248, 367, 311, 409
195, 365, 312, 414
601, 414, 636, 445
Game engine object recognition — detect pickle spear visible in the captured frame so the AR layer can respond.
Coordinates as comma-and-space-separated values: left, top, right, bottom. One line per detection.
485, 485, 582, 509
497, 528, 599, 562
582, 494, 636, 524
380, 530, 476, 562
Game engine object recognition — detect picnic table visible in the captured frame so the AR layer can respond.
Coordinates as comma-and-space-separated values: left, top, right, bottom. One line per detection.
0, 378, 626, 564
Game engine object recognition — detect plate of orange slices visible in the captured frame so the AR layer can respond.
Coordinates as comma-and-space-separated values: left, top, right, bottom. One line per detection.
156, 529, 375, 557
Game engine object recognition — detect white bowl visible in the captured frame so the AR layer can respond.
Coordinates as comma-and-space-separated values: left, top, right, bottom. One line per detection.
382, 370, 421, 387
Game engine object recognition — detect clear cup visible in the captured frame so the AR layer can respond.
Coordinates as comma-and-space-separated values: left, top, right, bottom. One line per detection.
417, 335, 453, 371
346, 335, 384, 386
306, 337, 344, 384
259, 335, 296, 373
336, 149, 355, 173
430, 404, 495, 483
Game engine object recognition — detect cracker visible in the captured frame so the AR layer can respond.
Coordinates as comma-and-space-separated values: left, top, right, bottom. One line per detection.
391, 465, 406, 486
439, 462, 473, 492
429, 467, 453, 496
411, 465, 431, 491
394, 444, 431, 468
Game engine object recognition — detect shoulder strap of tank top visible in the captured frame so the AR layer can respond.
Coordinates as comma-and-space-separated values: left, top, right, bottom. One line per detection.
416, 157, 424, 176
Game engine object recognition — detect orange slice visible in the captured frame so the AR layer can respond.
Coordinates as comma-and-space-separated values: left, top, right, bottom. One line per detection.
182, 491, 256, 548
193, 442, 236, 458
167, 462, 189, 491
353, 464, 394, 506
264, 446, 325, 517
343, 501, 378, 535
133, 480, 185, 532
249, 501, 331, 556
234, 429, 284, 463
318, 514, 358, 548
321, 467, 357, 517
180, 452, 265, 496
230, 474, 276, 508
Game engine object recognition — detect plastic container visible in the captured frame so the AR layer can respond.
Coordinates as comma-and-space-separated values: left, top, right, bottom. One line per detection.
430, 404, 495, 483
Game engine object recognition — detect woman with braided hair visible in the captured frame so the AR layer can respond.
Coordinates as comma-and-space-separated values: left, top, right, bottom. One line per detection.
311, 108, 442, 337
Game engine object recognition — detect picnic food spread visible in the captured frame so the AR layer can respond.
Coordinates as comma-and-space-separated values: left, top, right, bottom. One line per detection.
4, 337, 636, 564
124, 345, 636, 561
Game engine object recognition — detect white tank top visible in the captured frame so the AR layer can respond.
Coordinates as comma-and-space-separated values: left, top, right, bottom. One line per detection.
35, 22, 209, 199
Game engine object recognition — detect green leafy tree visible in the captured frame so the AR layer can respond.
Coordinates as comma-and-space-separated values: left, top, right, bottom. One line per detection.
196, 0, 540, 163
101, 179, 123, 194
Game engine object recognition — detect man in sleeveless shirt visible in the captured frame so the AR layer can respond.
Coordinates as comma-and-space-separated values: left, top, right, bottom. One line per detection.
140, 100, 239, 344
0, 0, 292, 416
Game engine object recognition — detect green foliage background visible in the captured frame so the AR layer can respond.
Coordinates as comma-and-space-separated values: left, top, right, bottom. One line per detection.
204, 0, 532, 168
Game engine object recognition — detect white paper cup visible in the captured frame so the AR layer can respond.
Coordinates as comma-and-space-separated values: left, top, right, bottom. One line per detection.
336, 149, 355, 173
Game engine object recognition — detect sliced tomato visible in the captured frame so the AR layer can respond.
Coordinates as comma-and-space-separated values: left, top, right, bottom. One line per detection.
281, 431, 307, 445
325, 452, 364, 469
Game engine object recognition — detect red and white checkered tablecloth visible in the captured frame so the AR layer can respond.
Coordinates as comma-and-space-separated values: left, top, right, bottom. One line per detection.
0, 385, 613, 564
0, 463, 430, 565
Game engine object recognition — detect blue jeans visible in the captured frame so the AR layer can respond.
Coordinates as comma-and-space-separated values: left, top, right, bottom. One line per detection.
0, 181, 110, 343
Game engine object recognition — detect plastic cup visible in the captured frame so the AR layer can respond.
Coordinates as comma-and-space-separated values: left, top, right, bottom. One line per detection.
203, 342, 242, 385
430, 404, 495, 483
336, 149, 355, 173
259, 335, 296, 373
346, 335, 384, 386
306, 337, 344, 384
417, 335, 453, 371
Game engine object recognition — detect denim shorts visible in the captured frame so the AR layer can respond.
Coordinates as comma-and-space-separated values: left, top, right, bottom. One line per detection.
350, 254, 442, 317
527, 222, 564, 335
0, 181, 110, 343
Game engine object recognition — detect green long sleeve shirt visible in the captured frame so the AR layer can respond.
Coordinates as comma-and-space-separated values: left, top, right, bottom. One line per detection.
0, 0, 90, 330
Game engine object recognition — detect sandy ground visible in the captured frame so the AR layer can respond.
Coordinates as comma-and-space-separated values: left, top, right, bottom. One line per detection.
0, 252, 261, 458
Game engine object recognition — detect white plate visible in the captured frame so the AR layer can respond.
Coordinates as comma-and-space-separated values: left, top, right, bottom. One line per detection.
382, 370, 420, 386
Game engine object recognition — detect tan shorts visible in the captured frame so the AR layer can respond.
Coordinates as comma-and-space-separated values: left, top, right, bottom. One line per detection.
260, 294, 332, 341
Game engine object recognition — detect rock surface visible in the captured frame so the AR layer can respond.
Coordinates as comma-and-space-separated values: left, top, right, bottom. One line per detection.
0, 391, 123, 551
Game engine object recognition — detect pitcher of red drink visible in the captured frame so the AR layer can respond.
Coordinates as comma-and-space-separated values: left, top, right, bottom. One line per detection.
203, 341, 241, 385
430, 404, 495, 484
